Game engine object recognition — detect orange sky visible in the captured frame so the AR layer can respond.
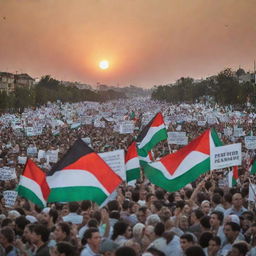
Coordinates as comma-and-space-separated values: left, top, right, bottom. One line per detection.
0, 0, 255, 88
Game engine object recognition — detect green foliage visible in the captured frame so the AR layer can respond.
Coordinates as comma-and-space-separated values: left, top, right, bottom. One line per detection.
0, 75, 126, 112
152, 68, 256, 106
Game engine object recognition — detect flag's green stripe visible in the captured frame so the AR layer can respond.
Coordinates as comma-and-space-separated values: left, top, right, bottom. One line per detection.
232, 177, 237, 186
144, 158, 210, 192
211, 128, 223, 146
47, 186, 108, 205
126, 168, 140, 182
17, 186, 45, 208
139, 129, 167, 156
251, 161, 256, 174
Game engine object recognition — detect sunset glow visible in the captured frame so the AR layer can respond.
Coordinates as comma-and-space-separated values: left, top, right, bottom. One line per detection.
99, 60, 109, 70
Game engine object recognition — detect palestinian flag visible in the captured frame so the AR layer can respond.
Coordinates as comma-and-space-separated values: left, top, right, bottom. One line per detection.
125, 141, 141, 182
138, 148, 154, 167
17, 159, 50, 208
228, 166, 239, 187
249, 156, 256, 175
144, 128, 222, 192
47, 139, 122, 205
136, 112, 167, 158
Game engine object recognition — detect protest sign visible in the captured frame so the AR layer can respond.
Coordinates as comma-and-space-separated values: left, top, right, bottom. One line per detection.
38, 150, 46, 161
119, 122, 134, 134
168, 132, 188, 145
99, 150, 126, 180
210, 143, 242, 170
82, 137, 91, 145
18, 156, 27, 165
197, 121, 206, 126
233, 127, 244, 137
27, 146, 38, 156
224, 128, 233, 136
47, 150, 59, 163
3, 190, 18, 208
245, 136, 256, 150
0, 167, 17, 181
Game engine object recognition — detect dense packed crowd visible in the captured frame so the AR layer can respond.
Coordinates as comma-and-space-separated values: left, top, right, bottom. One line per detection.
0, 98, 256, 256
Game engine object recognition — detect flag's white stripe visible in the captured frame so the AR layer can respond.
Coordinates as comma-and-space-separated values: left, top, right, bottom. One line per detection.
138, 124, 165, 149
46, 170, 110, 196
139, 154, 151, 162
19, 176, 46, 205
149, 151, 209, 179
126, 157, 140, 171
209, 133, 215, 151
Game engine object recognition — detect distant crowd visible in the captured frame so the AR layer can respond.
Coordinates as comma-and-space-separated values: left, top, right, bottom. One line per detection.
0, 98, 256, 256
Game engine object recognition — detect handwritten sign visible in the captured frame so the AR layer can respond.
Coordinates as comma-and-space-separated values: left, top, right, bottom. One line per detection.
3, 190, 18, 208
0, 167, 17, 181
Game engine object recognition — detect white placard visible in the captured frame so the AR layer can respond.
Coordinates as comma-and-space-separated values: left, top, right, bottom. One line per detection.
18, 156, 27, 165
99, 150, 126, 181
27, 146, 37, 156
119, 122, 134, 134
38, 150, 46, 161
224, 128, 233, 136
0, 167, 17, 181
197, 121, 206, 126
47, 150, 58, 163
210, 143, 242, 170
245, 136, 256, 150
3, 190, 18, 208
249, 184, 256, 202
71, 122, 81, 129
233, 127, 243, 137
94, 120, 105, 128
167, 132, 188, 145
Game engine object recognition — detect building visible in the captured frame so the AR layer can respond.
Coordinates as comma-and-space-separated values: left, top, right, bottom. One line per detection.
14, 73, 35, 89
0, 72, 15, 95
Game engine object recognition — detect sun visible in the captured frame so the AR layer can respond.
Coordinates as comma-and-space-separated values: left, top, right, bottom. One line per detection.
99, 60, 109, 70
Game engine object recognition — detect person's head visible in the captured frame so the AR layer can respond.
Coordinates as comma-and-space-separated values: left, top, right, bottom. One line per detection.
211, 193, 222, 206
201, 200, 211, 215
199, 232, 213, 248
137, 206, 148, 224
179, 215, 189, 231
68, 202, 80, 213
0, 227, 15, 248
151, 200, 163, 214
180, 233, 194, 251
115, 246, 137, 256
230, 242, 249, 256
154, 222, 165, 237
82, 227, 101, 249
112, 221, 129, 240
133, 223, 145, 240
224, 222, 240, 243
200, 215, 211, 230
49, 209, 59, 224
190, 209, 204, 225
15, 215, 30, 236
50, 241, 76, 256
208, 236, 221, 255
100, 238, 119, 256
31, 224, 50, 245
185, 245, 206, 256
23, 223, 35, 242
232, 193, 243, 209
210, 211, 223, 228
54, 222, 70, 242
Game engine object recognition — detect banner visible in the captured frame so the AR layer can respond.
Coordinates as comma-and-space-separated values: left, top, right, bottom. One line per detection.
167, 132, 188, 145
119, 122, 134, 134
210, 143, 242, 170
0, 167, 17, 181
99, 149, 126, 181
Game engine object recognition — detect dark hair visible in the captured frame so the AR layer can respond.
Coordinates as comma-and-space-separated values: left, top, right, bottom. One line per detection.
115, 246, 137, 256
154, 222, 165, 237
232, 242, 249, 255
224, 193, 232, 204
122, 200, 130, 210
193, 209, 204, 220
57, 222, 70, 237
153, 200, 163, 211
155, 189, 165, 200
0, 227, 15, 243
49, 209, 58, 224
81, 200, 92, 211
1, 218, 13, 228
33, 224, 50, 243
200, 215, 211, 229
131, 189, 140, 202
147, 247, 166, 256
211, 211, 224, 224
92, 211, 101, 224
112, 221, 129, 240
225, 222, 240, 232
68, 202, 79, 213
185, 245, 206, 256
15, 216, 30, 231
109, 210, 120, 220
56, 241, 76, 256
87, 218, 98, 228
199, 232, 213, 248
82, 227, 99, 245
15, 207, 26, 216
213, 188, 224, 197
212, 193, 222, 205
176, 200, 185, 209
107, 200, 120, 212
209, 236, 221, 246
180, 233, 194, 243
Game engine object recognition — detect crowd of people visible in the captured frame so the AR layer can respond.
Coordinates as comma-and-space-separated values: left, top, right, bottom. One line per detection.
0, 98, 256, 256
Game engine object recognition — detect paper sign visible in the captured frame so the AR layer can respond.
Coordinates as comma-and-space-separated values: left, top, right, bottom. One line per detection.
27, 146, 37, 156
119, 122, 134, 134
168, 132, 188, 145
47, 150, 58, 163
233, 128, 243, 137
3, 190, 18, 208
0, 167, 17, 181
38, 150, 46, 161
245, 136, 256, 150
210, 143, 242, 170
18, 156, 27, 165
197, 121, 206, 126
99, 150, 126, 180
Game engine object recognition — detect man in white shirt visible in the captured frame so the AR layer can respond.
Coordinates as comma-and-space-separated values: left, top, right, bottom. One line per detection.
80, 228, 101, 256
62, 202, 83, 225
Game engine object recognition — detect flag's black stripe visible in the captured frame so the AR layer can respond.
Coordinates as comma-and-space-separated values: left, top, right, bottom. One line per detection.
48, 139, 94, 175
136, 112, 158, 143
